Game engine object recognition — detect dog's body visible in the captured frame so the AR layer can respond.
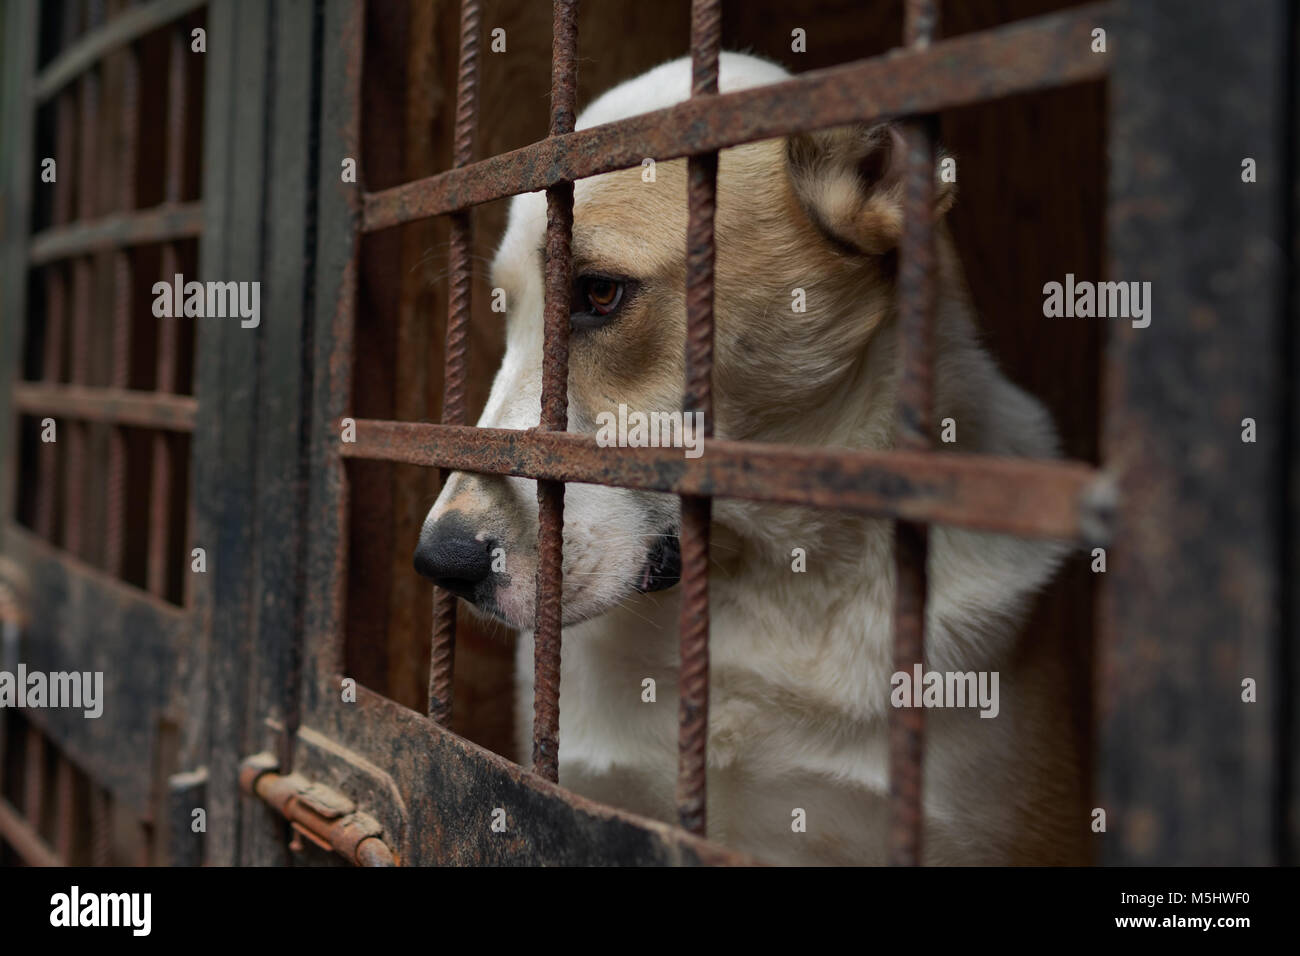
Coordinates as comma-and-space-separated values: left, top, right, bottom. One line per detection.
417, 54, 1084, 865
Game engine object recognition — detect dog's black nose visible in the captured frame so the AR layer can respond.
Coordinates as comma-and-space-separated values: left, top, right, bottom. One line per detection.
414, 514, 494, 601
635, 531, 681, 593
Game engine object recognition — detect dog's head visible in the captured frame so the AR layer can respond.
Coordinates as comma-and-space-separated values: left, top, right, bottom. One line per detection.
414, 53, 955, 629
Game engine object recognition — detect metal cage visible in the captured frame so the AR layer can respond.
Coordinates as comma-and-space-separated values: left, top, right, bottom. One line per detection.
0, 0, 1294, 866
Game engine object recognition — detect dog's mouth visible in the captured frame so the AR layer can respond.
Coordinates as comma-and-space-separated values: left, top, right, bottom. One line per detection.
428, 529, 683, 631
633, 532, 681, 593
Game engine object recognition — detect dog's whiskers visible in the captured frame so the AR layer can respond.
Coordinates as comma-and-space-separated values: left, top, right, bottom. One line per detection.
606, 596, 661, 629
581, 532, 741, 553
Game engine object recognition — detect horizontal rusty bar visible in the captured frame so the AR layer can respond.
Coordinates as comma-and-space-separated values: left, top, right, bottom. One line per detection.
0, 796, 63, 866
363, 3, 1109, 231
29, 201, 203, 265
34, 0, 209, 102
340, 420, 1108, 541
13, 383, 198, 431
239, 754, 398, 867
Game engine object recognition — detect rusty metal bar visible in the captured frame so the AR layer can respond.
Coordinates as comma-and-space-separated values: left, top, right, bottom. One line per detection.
427, 0, 482, 727
91, 785, 111, 865
64, 63, 101, 563
34, 0, 208, 102
55, 756, 76, 863
888, 0, 939, 868
29, 201, 204, 265
163, 24, 187, 207
0, 0, 39, 528
890, 520, 927, 863
13, 383, 198, 431
34, 266, 68, 540
33, 44, 80, 542
23, 722, 44, 831
531, 0, 578, 784
362, 4, 1109, 231
106, 34, 140, 580
239, 754, 398, 866
342, 420, 1108, 542
314, 0, 365, 708
148, 24, 190, 600
138, 821, 154, 866
676, 0, 720, 838
0, 797, 62, 866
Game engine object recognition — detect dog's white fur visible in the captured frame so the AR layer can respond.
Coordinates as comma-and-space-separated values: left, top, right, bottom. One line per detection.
423, 54, 1083, 864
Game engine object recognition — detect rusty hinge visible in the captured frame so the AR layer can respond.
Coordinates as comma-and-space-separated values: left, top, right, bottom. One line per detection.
239, 753, 398, 866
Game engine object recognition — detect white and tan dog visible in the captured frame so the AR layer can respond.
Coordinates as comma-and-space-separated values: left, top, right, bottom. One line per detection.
415, 53, 1084, 865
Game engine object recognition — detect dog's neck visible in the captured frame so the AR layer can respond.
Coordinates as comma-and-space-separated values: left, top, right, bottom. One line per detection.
708, 261, 1067, 660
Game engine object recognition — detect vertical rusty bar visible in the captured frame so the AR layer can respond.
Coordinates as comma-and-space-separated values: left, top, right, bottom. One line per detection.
34, 268, 67, 539
23, 724, 44, 833
147, 24, 188, 600
388, 3, 439, 713
64, 60, 101, 562
34, 69, 78, 542
427, 0, 482, 726
106, 36, 140, 579
675, 0, 720, 837
138, 821, 154, 866
888, 0, 938, 867
55, 755, 75, 863
90, 786, 111, 866
317, 0, 366, 698
531, 0, 578, 783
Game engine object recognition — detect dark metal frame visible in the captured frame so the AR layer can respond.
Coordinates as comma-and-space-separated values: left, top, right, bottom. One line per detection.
0, 0, 1294, 867
312, 0, 1113, 866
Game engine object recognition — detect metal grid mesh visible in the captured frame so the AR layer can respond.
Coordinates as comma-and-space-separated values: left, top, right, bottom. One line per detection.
336, 0, 1112, 861
1, 0, 1287, 871
0, 0, 1117, 867
0, 0, 205, 866
14, 0, 201, 606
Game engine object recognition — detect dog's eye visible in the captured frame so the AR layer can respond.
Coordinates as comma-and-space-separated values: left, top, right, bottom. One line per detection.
583, 277, 623, 314
573, 275, 625, 327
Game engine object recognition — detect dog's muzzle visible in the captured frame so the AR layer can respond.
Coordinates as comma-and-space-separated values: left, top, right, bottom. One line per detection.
413, 513, 497, 603
634, 532, 681, 593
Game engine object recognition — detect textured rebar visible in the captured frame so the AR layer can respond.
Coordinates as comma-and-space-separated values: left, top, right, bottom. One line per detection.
894, 116, 937, 444
889, 0, 938, 868
904, 0, 938, 47
676, 493, 711, 835
689, 0, 720, 98
675, 0, 721, 837
428, 0, 482, 726
531, 0, 578, 783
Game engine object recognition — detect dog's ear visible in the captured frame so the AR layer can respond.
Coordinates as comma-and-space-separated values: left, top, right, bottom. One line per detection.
786, 123, 955, 256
